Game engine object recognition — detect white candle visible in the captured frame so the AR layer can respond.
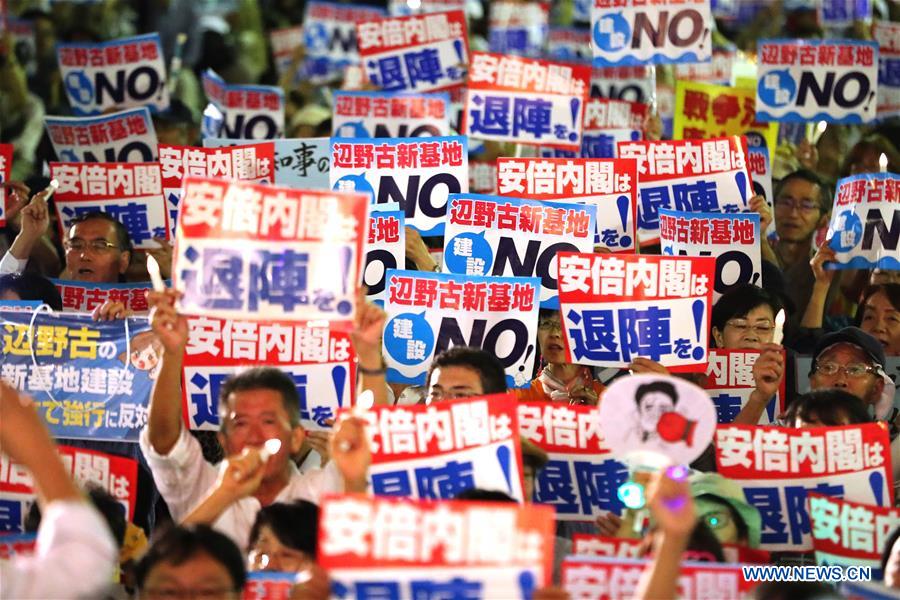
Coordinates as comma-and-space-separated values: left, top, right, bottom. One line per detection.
880, 153, 888, 173
773, 309, 785, 346
147, 255, 166, 293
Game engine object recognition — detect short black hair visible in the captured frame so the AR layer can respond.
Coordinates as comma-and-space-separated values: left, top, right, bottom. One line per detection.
711, 284, 783, 339
0, 272, 63, 310
248, 501, 319, 559
774, 169, 833, 213
426, 346, 507, 395
25, 484, 126, 548
218, 367, 301, 428
784, 389, 872, 427
635, 381, 678, 407
454, 488, 516, 503
134, 525, 246, 592
68, 211, 133, 254
858, 284, 900, 325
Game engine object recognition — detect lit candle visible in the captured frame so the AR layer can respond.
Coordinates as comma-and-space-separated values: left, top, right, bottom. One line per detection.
812, 121, 827, 144
773, 309, 785, 346
880, 153, 888, 173
147, 255, 166, 293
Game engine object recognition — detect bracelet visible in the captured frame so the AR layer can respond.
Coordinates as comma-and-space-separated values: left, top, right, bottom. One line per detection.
358, 362, 387, 376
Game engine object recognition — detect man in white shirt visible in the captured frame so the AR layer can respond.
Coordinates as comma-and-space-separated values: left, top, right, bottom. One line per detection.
142, 287, 376, 551
0, 381, 118, 599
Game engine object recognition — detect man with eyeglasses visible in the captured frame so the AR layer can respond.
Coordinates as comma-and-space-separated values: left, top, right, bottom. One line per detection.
809, 327, 887, 409
424, 346, 508, 404
768, 169, 838, 317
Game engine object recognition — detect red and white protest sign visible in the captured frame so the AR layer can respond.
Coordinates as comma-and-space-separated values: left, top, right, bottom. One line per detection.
674, 49, 735, 86
618, 136, 754, 246
0, 534, 37, 560
45, 106, 158, 164
202, 69, 285, 139
873, 21, 900, 119
463, 52, 590, 151
563, 556, 754, 599
242, 573, 294, 600
583, 97, 647, 131
332, 91, 451, 138
329, 136, 468, 236
591, 66, 656, 105
355, 394, 526, 501
54, 280, 153, 314
57, 33, 169, 116
364, 210, 405, 303
808, 492, 900, 575
357, 10, 468, 93
756, 39, 880, 124
319, 494, 556, 595
703, 348, 786, 425
270, 26, 304, 76
173, 177, 368, 325
826, 173, 899, 271
182, 317, 355, 433
716, 423, 894, 551
496, 157, 639, 252
558, 253, 716, 371
302, 2, 386, 83
0, 143, 11, 227
49, 162, 169, 250
0, 445, 138, 531
519, 402, 628, 521
572, 533, 772, 565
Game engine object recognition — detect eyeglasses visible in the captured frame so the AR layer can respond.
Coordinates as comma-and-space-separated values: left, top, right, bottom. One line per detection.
64, 239, 120, 253
725, 320, 774, 336
774, 197, 821, 213
538, 319, 562, 332
141, 586, 239, 599
813, 362, 880, 378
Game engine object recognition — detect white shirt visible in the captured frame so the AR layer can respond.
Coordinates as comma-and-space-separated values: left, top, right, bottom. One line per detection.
139, 426, 343, 551
0, 500, 118, 599
0, 251, 27, 275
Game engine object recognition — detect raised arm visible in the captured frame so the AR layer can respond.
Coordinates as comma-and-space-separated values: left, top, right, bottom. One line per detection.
352, 289, 390, 406
146, 288, 189, 455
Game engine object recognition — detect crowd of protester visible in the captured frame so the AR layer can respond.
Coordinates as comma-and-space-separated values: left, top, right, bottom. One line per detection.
1, 0, 900, 598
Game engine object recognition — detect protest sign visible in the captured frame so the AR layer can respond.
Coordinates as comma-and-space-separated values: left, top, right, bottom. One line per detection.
357, 10, 468, 93
617, 136, 754, 246
242, 573, 294, 600
674, 49, 736, 86
333, 91, 451, 138
548, 27, 593, 63
173, 177, 368, 325
659, 209, 762, 301
202, 138, 329, 190
202, 69, 284, 139
571, 535, 643, 558
45, 106, 158, 163
818, 0, 871, 28
0, 143, 11, 227
330, 136, 468, 236
809, 493, 900, 579
756, 39, 880, 124
496, 157, 639, 252
703, 348, 786, 424
0, 445, 137, 533
182, 317, 354, 432
443, 193, 597, 308
364, 210, 405, 303
470, 161, 498, 195
0, 310, 155, 442
355, 394, 525, 501
591, 66, 655, 104
382, 270, 540, 388
591, 0, 713, 67
488, 1, 549, 58
0, 534, 36, 558
873, 21, 900, 119
0, 301, 41, 312
715, 423, 894, 551
54, 280, 153, 314
463, 52, 590, 152
49, 162, 169, 249
673, 80, 779, 155
563, 556, 755, 599
518, 402, 628, 520
302, 2, 386, 82
270, 26, 303, 76
57, 33, 168, 116
748, 142, 774, 207
826, 173, 899, 270
579, 98, 647, 159
558, 253, 716, 371
319, 494, 556, 596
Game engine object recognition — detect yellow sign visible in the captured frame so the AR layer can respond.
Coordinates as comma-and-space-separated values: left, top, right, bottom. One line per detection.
673, 80, 779, 155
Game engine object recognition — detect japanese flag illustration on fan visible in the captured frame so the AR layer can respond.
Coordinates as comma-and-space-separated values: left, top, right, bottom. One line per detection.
599, 374, 716, 467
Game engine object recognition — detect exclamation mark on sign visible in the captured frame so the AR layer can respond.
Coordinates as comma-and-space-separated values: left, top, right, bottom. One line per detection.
496, 445, 513, 493
453, 39, 464, 65
331, 365, 347, 408
519, 344, 534, 372
765, 398, 775, 422
691, 299, 706, 361
518, 572, 536, 600
616, 196, 633, 248
735, 171, 749, 206
864, 90, 876, 113
569, 98, 581, 142
869, 471, 886, 506
700, 27, 710, 50
336, 246, 354, 316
